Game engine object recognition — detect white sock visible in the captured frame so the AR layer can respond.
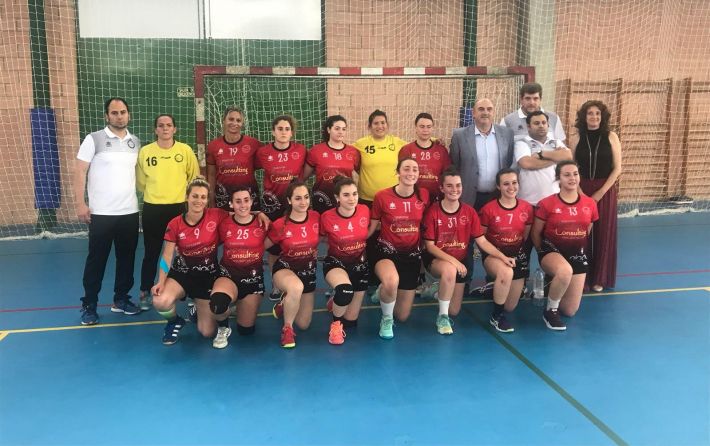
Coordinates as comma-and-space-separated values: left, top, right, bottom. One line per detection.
438, 299, 450, 316
547, 298, 560, 311
380, 300, 395, 318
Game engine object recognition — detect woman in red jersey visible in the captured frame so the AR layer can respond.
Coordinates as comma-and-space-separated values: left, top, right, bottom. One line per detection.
399, 112, 451, 203
368, 158, 428, 340
255, 115, 307, 222
422, 167, 516, 335
319, 176, 370, 345
532, 160, 599, 331
151, 177, 229, 346
479, 168, 534, 333
267, 181, 320, 349
207, 186, 268, 349
206, 107, 262, 210
303, 115, 361, 214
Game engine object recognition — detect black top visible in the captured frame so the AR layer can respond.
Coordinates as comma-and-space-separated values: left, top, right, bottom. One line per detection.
575, 128, 614, 179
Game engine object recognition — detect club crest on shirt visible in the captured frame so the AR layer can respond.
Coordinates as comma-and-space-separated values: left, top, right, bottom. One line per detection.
460, 215, 468, 224
359, 217, 368, 228
206, 221, 217, 232
292, 152, 300, 160
241, 145, 251, 154
582, 206, 591, 215
519, 212, 529, 222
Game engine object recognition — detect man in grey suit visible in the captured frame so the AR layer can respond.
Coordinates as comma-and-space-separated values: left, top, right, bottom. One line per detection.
450, 98, 515, 211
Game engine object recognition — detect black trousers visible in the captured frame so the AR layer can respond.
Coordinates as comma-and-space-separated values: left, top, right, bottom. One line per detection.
140, 202, 184, 292
81, 213, 139, 306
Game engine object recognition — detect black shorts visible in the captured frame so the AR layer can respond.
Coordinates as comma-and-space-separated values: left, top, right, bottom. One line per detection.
272, 258, 317, 294
369, 242, 421, 291
167, 269, 223, 300
322, 255, 369, 292
223, 265, 265, 300
537, 239, 589, 275
481, 247, 530, 281
422, 251, 469, 283
312, 190, 336, 215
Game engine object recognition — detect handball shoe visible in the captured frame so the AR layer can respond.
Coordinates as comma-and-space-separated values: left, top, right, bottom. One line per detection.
162, 316, 186, 345
281, 325, 296, 348
543, 308, 566, 331
328, 320, 346, 345
80, 304, 99, 325
436, 314, 454, 335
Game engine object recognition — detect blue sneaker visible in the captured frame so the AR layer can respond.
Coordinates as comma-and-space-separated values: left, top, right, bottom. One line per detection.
111, 298, 141, 315
80, 304, 99, 325
162, 316, 186, 345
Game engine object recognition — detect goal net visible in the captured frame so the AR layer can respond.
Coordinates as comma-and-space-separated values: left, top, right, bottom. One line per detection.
1, 0, 709, 239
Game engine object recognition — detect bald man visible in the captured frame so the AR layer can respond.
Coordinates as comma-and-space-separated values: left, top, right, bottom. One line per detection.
450, 98, 514, 210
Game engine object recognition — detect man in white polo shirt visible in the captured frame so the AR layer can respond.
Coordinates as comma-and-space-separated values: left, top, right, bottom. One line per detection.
514, 110, 572, 206
502, 82, 566, 143
74, 97, 142, 325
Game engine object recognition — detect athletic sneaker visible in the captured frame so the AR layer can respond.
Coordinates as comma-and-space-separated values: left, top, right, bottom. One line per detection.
212, 326, 232, 349
543, 308, 567, 331
139, 292, 151, 311
111, 298, 141, 315
328, 320, 346, 345
489, 313, 514, 333
326, 296, 334, 313
269, 288, 283, 302
187, 304, 198, 324
419, 281, 440, 301
436, 314, 454, 335
272, 300, 284, 319
379, 315, 394, 339
281, 325, 296, 348
80, 304, 98, 325
370, 285, 382, 304
162, 316, 186, 345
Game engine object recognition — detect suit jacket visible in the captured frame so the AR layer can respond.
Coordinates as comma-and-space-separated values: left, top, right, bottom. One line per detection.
449, 122, 514, 208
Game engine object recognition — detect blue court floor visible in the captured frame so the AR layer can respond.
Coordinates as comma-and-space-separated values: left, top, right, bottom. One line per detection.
0, 212, 708, 445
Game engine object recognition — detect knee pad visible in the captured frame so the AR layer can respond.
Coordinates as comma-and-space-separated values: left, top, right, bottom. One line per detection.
209, 292, 232, 315
342, 318, 358, 329
237, 323, 255, 336
333, 284, 354, 307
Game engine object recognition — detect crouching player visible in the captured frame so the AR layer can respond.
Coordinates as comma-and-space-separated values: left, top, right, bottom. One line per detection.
422, 167, 516, 334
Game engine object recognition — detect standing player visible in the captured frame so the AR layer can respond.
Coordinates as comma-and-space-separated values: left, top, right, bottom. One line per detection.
267, 181, 320, 348
422, 167, 516, 335
255, 115, 307, 222
479, 168, 534, 332
206, 107, 262, 210
208, 186, 268, 349
151, 177, 229, 346
531, 160, 599, 330
136, 114, 200, 310
74, 97, 141, 325
369, 158, 428, 339
302, 115, 361, 214
319, 176, 370, 345
399, 112, 451, 203
354, 110, 407, 206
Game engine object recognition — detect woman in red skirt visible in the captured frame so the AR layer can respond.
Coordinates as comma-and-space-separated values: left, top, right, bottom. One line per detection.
569, 100, 622, 292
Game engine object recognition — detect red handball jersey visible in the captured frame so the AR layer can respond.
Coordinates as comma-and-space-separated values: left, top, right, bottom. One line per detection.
267, 210, 320, 269
479, 198, 534, 256
306, 142, 360, 207
164, 208, 228, 274
535, 193, 599, 256
422, 201, 484, 261
218, 214, 266, 273
372, 186, 429, 254
399, 141, 451, 202
255, 142, 307, 218
206, 135, 262, 208
320, 204, 370, 263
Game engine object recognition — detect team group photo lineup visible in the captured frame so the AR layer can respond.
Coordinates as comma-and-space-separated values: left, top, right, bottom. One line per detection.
77, 81, 622, 349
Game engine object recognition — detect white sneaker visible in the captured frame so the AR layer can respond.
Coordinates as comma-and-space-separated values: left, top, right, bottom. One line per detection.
212, 326, 232, 349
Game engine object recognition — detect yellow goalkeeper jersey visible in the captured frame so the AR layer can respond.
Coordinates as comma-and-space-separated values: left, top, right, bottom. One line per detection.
353, 134, 407, 201
136, 141, 199, 204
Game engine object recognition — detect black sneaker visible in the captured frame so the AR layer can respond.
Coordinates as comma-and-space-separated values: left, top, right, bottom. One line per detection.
186, 304, 198, 324
80, 304, 99, 325
162, 316, 186, 345
543, 308, 567, 331
111, 298, 141, 315
489, 313, 514, 333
